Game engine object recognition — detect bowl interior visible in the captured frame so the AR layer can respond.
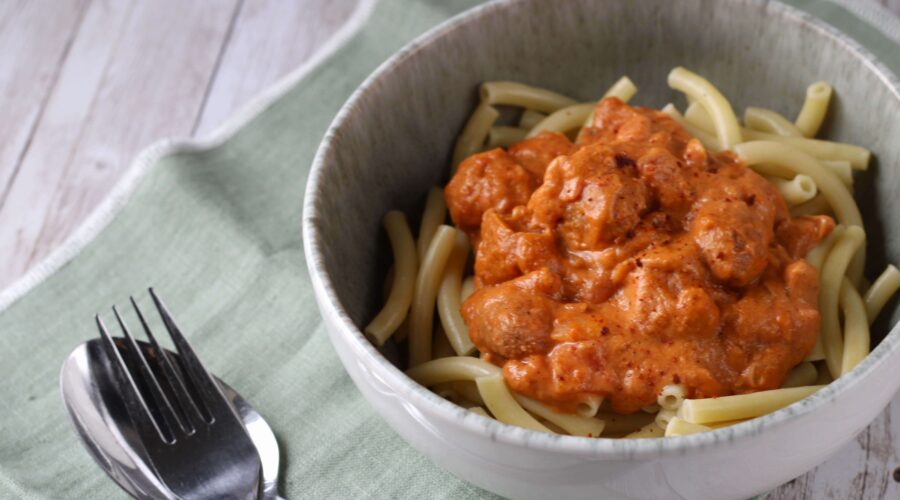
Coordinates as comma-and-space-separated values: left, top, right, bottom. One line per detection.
310, 0, 900, 367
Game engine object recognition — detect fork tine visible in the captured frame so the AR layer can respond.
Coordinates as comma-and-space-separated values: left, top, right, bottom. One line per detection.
149, 288, 232, 420
113, 305, 189, 436
130, 296, 208, 429
97, 314, 175, 444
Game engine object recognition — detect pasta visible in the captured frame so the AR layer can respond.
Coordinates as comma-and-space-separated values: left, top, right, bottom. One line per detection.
661, 103, 722, 150
840, 278, 870, 375
739, 130, 870, 169
436, 231, 476, 355
518, 109, 547, 129
744, 107, 802, 137
451, 101, 499, 168
367, 69, 898, 440
365, 211, 417, 345
603, 76, 638, 102
803, 339, 825, 363
657, 384, 686, 411
818, 226, 866, 377
864, 265, 900, 323
766, 174, 817, 205
416, 187, 448, 260
683, 101, 714, 131
408, 226, 459, 366
665, 417, 713, 437
686, 101, 868, 168
405, 356, 501, 386
678, 386, 824, 424
527, 103, 595, 138
791, 193, 831, 218
822, 160, 853, 186
655, 409, 677, 430
476, 374, 552, 433
705, 419, 750, 429
667, 67, 742, 149
513, 394, 606, 437
575, 395, 603, 418
469, 406, 490, 417
795, 81, 833, 138
781, 362, 818, 388
480, 81, 578, 113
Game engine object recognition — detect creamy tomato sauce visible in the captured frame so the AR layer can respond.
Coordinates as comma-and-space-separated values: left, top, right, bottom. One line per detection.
445, 98, 834, 414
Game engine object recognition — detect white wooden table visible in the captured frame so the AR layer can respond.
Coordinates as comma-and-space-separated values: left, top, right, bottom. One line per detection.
2, 1, 899, 498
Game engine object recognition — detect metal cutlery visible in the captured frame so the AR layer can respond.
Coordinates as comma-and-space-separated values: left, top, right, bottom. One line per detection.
61, 289, 278, 499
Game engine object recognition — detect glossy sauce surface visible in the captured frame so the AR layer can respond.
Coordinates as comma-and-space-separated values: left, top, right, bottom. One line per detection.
445, 98, 834, 414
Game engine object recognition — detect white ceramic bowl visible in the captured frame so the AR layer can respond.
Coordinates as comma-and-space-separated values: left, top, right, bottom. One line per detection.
303, 0, 900, 498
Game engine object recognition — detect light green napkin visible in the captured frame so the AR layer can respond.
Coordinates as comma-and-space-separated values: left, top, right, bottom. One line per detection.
1, 1, 897, 498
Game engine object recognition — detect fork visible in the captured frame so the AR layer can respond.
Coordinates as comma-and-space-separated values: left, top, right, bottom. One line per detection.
97, 289, 262, 499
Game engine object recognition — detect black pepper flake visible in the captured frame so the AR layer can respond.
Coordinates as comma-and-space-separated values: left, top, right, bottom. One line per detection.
601, 326, 610, 336
745, 194, 756, 206
635, 258, 643, 268
614, 153, 635, 168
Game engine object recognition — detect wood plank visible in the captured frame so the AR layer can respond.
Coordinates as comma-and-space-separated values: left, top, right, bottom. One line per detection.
0, 0, 88, 204
0, 0, 240, 287
882, 0, 900, 17
767, 397, 900, 499
192, 0, 359, 136
777, 428, 870, 499
861, 397, 900, 499
807, 398, 900, 499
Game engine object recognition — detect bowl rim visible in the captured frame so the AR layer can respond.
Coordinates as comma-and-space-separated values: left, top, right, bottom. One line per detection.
302, 0, 900, 458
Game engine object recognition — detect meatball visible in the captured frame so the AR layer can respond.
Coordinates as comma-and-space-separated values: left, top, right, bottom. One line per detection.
690, 168, 782, 287
559, 170, 649, 249
445, 149, 535, 235
463, 269, 561, 359
527, 142, 650, 248
508, 131, 577, 178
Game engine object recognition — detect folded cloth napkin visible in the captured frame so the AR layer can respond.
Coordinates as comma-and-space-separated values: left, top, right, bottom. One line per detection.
1, 1, 897, 498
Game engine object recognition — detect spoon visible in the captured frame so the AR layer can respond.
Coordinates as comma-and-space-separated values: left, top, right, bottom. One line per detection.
60, 338, 282, 499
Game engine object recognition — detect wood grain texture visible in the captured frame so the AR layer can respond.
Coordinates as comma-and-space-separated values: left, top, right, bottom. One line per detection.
883, 0, 900, 17
767, 397, 900, 499
0, 0, 88, 207
0, 0, 240, 282
193, 0, 359, 136
0, 0, 360, 288
0, 0, 131, 283
1, 0, 899, 498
